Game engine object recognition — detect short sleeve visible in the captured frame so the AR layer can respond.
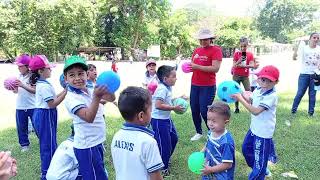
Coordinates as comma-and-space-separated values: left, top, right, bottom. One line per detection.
142, 140, 164, 173
65, 94, 87, 115
259, 94, 277, 110
38, 84, 54, 102
153, 86, 167, 102
221, 143, 234, 163
212, 46, 223, 61
143, 75, 148, 86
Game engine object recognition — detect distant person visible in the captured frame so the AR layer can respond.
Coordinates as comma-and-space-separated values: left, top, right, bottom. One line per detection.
189, 28, 223, 141
231, 37, 255, 113
86, 64, 97, 88
111, 86, 164, 180
111, 60, 118, 73
291, 32, 320, 116
142, 59, 159, 93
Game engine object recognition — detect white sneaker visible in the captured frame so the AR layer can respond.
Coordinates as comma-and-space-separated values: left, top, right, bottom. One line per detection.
190, 133, 203, 141
285, 120, 291, 127
21, 146, 29, 152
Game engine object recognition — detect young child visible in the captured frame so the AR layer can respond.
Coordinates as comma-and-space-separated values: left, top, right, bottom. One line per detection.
46, 125, 82, 180
201, 101, 235, 180
29, 55, 67, 179
231, 65, 279, 179
63, 56, 115, 180
142, 59, 159, 89
86, 64, 97, 88
13, 54, 36, 152
150, 65, 184, 176
111, 86, 164, 180
111, 60, 118, 73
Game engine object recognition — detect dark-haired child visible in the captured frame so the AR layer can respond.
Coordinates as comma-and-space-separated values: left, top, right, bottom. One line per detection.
86, 64, 97, 88
111, 86, 164, 180
150, 65, 184, 176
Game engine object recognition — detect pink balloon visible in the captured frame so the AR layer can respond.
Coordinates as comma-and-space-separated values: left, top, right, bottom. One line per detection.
3, 77, 18, 91
147, 82, 158, 95
181, 62, 192, 73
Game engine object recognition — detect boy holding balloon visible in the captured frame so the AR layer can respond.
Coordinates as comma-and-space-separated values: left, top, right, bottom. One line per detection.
200, 101, 235, 180
63, 56, 115, 180
231, 65, 279, 179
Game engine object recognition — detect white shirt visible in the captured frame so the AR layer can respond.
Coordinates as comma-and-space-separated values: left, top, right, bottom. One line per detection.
65, 86, 106, 149
151, 83, 172, 119
111, 123, 164, 180
298, 44, 320, 74
35, 79, 56, 109
46, 137, 79, 180
16, 73, 35, 109
250, 87, 278, 138
143, 73, 159, 86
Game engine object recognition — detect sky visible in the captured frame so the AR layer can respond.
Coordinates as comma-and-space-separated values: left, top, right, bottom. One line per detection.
171, 0, 257, 17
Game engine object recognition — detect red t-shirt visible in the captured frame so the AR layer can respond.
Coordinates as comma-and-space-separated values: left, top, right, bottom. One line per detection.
111, 64, 118, 73
191, 45, 223, 86
232, 51, 254, 77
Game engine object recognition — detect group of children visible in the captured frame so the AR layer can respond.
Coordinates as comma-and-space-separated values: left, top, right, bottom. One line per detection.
8, 51, 281, 180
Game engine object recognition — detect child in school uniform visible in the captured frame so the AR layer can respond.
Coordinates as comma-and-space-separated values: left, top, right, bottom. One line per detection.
86, 64, 97, 88
13, 54, 36, 152
29, 55, 67, 180
232, 65, 280, 179
63, 56, 115, 180
150, 65, 184, 177
200, 102, 235, 180
111, 86, 164, 180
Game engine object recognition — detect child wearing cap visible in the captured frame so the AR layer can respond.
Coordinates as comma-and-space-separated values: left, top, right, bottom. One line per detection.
143, 59, 159, 94
231, 65, 279, 179
111, 86, 164, 180
29, 55, 67, 179
63, 56, 115, 180
13, 54, 36, 152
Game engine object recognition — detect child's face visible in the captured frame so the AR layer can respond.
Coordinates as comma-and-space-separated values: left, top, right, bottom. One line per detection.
147, 63, 156, 74
207, 111, 227, 133
240, 42, 248, 52
18, 65, 28, 75
87, 67, 97, 80
164, 70, 177, 86
65, 66, 87, 89
257, 77, 277, 90
39, 68, 51, 79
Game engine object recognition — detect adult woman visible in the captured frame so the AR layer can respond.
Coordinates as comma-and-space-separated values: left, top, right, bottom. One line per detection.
291, 32, 320, 116
190, 29, 223, 141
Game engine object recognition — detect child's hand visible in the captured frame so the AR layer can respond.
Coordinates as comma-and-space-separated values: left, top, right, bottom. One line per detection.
14, 80, 23, 87
242, 91, 252, 103
0, 151, 15, 179
201, 164, 213, 176
230, 93, 243, 101
10, 158, 17, 177
93, 85, 109, 98
173, 105, 184, 113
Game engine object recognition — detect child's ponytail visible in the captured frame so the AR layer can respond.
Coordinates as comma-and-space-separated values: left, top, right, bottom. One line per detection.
29, 71, 40, 86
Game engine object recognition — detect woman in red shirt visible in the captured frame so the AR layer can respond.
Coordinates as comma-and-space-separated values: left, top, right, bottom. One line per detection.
190, 29, 223, 141
231, 37, 256, 113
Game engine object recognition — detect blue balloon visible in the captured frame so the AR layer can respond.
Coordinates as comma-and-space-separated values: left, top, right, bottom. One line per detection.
217, 81, 242, 103
59, 74, 67, 88
96, 71, 121, 93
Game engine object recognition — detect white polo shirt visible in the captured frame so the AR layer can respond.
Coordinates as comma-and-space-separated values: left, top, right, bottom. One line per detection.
16, 73, 35, 109
35, 79, 56, 109
111, 123, 164, 180
151, 83, 172, 119
65, 86, 106, 149
143, 73, 159, 86
250, 87, 278, 138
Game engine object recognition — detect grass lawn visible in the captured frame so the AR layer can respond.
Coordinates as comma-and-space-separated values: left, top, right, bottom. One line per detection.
1, 92, 320, 180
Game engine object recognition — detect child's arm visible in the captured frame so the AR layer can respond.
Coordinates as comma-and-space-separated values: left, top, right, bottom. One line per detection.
75, 86, 107, 123
155, 99, 184, 112
202, 162, 233, 175
149, 171, 163, 180
47, 89, 67, 109
231, 93, 264, 115
15, 80, 35, 94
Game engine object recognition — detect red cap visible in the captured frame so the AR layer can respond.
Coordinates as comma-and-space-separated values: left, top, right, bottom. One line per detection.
29, 55, 55, 71
146, 59, 156, 67
256, 65, 279, 82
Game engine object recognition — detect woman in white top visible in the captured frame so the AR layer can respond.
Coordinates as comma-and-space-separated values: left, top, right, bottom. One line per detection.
291, 32, 320, 116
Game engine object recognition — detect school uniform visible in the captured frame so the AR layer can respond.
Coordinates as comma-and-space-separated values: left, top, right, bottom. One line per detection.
111, 123, 164, 180
242, 87, 278, 180
16, 73, 35, 147
46, 137, 82, 180
150, 83, 178, 170
65, 86, 108, 180
33, 79, 58, 179
202, 130, 235, 180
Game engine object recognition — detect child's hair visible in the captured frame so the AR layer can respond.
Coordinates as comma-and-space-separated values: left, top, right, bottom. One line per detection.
29, 70, 41, 86
309, 32, 318, 39
118, 86, 151, 121
87, 64, 96, 70
70, 124, 75, 137
240, 37, 249, 44
156, 65, 175, 83
207, 101, 231, 120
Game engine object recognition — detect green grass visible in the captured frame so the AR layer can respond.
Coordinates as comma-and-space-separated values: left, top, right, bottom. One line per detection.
1, 93, 320, 180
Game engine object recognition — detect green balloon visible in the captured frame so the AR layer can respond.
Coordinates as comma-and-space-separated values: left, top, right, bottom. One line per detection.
188, 152, 205, 174
173, 98, 189, 114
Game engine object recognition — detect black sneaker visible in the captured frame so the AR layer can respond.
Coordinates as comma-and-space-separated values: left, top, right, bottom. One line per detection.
162, 169, 170, 177
308, 113, 314, 117
234, 108, 240, 113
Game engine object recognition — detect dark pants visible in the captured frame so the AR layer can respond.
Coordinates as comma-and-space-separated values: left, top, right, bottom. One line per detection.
291, 74, 316, 115
16, 109, 34, 147
233, 75, 251, 110
33, 108, 58, 180
151, 118, 178, 170
74, 144, 108, 180
190, 85, 216, 134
